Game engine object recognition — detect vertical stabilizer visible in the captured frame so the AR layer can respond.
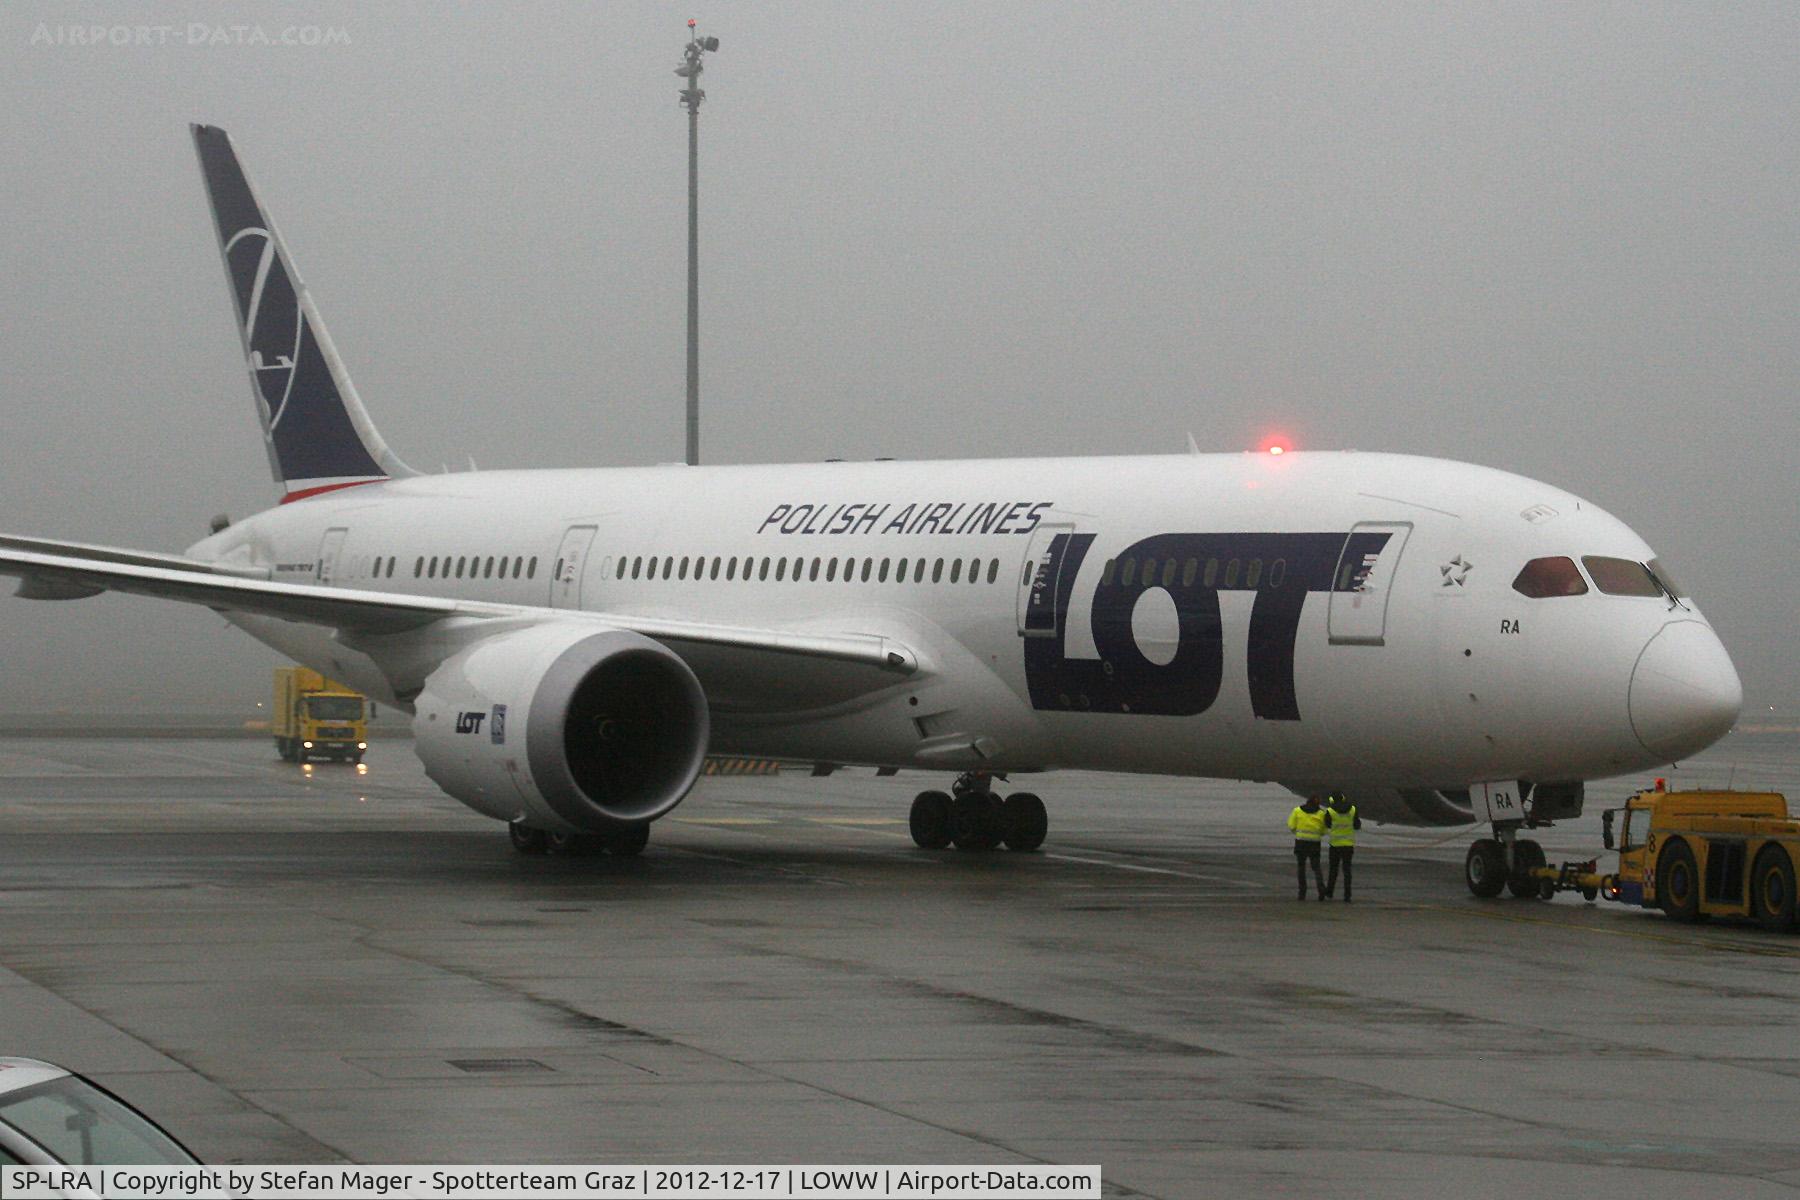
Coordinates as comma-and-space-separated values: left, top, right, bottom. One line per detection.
191, 124, 413, 502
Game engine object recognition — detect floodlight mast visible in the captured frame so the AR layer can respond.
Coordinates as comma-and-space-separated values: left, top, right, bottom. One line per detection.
676, 20, 718, 467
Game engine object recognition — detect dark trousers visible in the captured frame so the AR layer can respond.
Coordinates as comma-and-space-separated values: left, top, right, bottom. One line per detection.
1327, 846, 1354, 899
1294, 840, 1324, 897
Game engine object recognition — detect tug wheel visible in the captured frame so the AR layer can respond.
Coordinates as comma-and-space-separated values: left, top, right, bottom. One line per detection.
1658, 839, 1702, 922
1751, 845, 1797, 931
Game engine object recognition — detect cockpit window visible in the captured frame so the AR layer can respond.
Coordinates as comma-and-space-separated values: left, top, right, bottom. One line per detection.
1512, 557, 1588, 598
1646, 557, 1686, 598
1581, 556, 1664, 597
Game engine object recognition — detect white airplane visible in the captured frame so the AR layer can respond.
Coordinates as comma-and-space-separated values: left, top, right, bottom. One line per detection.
0, 127, 1743, 894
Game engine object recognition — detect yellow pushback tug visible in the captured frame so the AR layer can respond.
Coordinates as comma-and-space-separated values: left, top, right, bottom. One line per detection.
1519, 784, 1800, 930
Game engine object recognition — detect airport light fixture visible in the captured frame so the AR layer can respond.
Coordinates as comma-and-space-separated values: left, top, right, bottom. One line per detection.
676, 19, 719, 467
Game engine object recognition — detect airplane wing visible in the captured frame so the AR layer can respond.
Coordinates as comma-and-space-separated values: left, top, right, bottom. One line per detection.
0, 540, 920, 680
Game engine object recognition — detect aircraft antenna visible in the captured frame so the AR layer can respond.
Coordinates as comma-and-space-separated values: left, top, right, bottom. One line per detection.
677, 19, 720, 466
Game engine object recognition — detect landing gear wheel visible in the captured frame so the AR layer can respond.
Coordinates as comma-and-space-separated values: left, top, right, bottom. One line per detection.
909, 791, 953, 849
1508, 839, 1547, 898
509, 823, 549, 855
604, 824, 650, 858
1001, 793, 1047, 851
951, 795, 1003, 851
1658, 838, 1702, 922
1751, 845, 1796, 931
1466, 839, 1507, 898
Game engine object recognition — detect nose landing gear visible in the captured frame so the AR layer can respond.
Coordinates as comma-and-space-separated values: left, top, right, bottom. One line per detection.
1464, 829, 1547, 898
909, 772, 1046, 852
1463, 781, 1579, 900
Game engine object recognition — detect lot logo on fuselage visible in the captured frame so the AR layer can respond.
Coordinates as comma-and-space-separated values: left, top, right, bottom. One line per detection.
1021, 530, 1390, 720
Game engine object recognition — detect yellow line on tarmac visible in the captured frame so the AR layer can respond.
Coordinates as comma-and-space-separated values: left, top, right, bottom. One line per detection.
1422, 902, 1800, 958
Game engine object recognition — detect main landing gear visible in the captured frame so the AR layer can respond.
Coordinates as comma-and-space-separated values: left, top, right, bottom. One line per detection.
508, 821, 650, 858
909, 772, 1047, 853
1464, 824, 1548, 900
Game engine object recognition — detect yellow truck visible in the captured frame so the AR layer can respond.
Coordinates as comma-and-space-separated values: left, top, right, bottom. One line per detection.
1599, 788, 1798, 929
272, 667, 369, 764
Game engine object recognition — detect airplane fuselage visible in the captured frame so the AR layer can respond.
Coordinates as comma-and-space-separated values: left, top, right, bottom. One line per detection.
192, 449, 1738, 795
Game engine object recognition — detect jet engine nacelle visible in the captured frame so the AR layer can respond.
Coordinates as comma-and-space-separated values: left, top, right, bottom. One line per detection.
412, 623, 710, 832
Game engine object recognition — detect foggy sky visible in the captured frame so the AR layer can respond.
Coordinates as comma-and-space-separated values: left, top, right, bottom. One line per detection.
1, 2, 1795, 719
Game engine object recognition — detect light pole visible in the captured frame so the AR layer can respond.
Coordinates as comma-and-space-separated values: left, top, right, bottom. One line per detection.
676, 19, 718, 467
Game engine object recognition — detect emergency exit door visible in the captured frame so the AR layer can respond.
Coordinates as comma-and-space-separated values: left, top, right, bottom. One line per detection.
1327, 522, 1412, 646
1017, 524, 1077, 637
315, 528, 348, 586
551, 525, 597, 609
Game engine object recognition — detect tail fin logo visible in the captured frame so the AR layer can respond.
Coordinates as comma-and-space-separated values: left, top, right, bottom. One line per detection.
193, 123, 413, 495
223, 226, 303, 430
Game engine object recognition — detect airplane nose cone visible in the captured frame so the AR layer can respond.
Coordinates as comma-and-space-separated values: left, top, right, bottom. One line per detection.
1629, 621, 1742, 760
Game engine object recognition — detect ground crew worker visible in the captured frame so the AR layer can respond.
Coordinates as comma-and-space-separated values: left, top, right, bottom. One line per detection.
1287, 795, 1328, 900
1323, 792, 1362, 902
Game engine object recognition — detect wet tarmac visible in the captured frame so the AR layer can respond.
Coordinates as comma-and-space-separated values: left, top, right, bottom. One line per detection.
1, 732, 1797, 1198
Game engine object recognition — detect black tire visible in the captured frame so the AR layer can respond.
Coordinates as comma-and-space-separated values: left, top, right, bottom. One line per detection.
1751, 845, 1796, 931
909, 791, 953, 849
509, 823, 549, 855
605, 824, 650, 857
1465, 839, 1507, 898
951, 795, 1002, 851
1001, 793, 1047, 852
275, 738, 292, 762
1658, 838, 1702, 922
1508, 839, 1547, 899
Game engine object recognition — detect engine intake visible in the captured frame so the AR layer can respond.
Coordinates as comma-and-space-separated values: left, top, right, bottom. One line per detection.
413, 623, 709, 831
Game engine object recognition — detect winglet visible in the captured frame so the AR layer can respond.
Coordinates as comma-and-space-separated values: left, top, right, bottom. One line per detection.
190, 124, 414, 502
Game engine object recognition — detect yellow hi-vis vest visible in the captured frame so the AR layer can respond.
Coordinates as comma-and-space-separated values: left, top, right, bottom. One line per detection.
1326, 805, 1359, 847
1288, 806, 1326, 841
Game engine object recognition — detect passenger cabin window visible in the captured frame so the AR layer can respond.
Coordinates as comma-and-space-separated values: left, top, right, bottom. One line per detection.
1581, 556, 1663, 597
1512, 556, 1588, 598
